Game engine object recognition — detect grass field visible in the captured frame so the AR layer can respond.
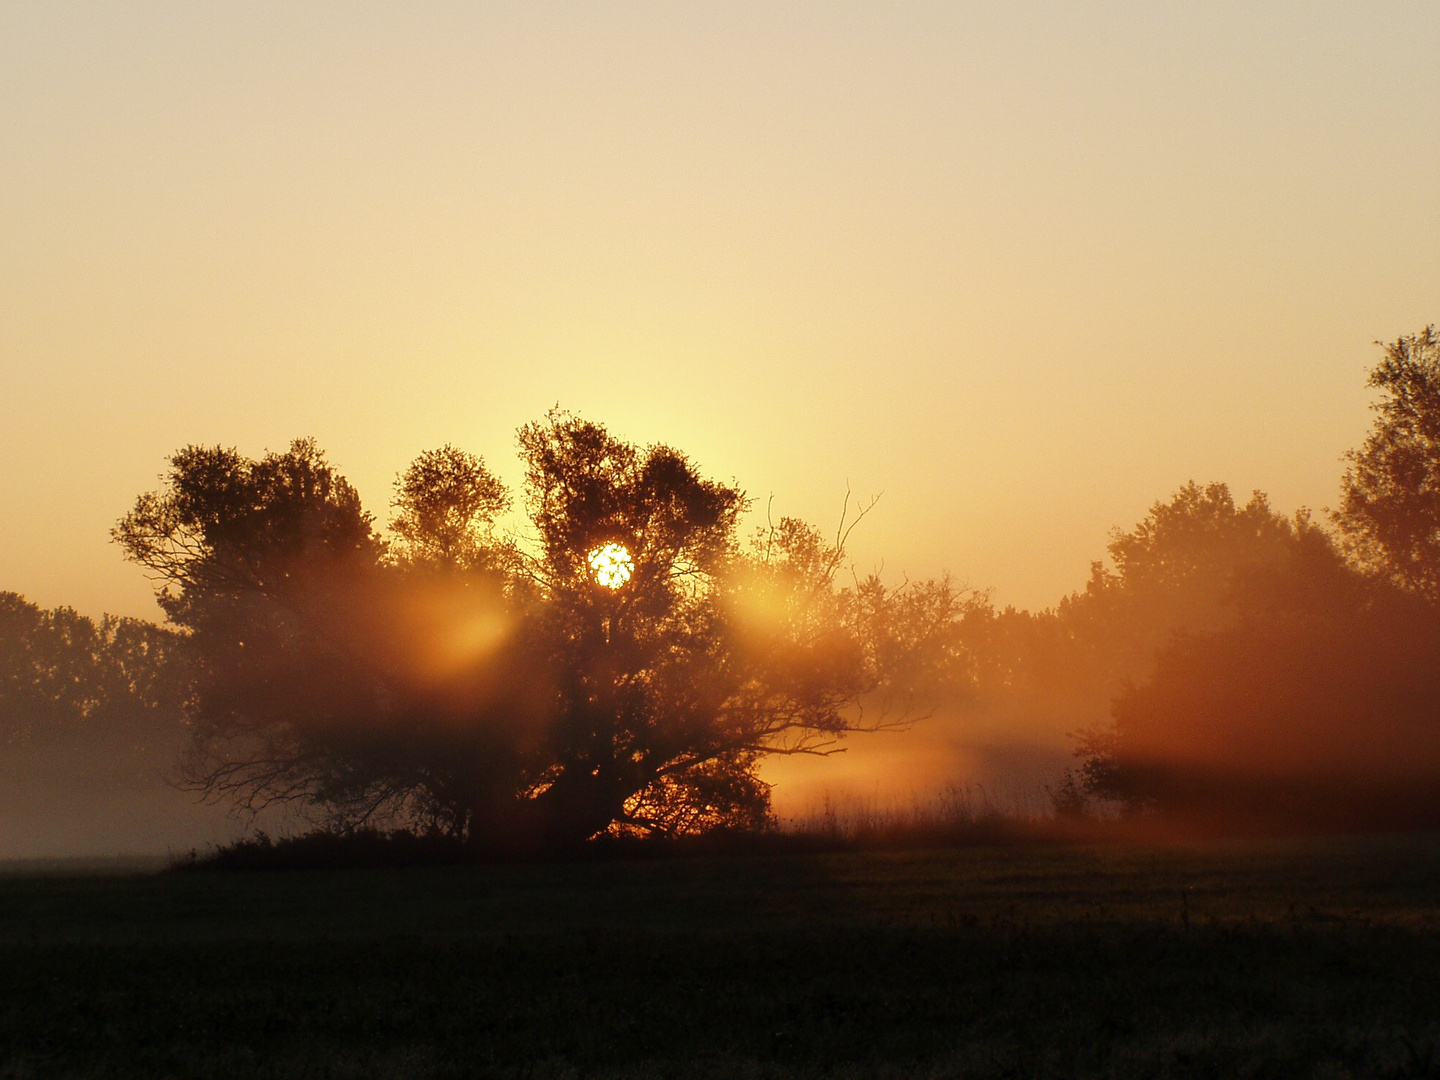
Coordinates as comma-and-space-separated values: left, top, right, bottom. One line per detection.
3, 837, 1440, 1078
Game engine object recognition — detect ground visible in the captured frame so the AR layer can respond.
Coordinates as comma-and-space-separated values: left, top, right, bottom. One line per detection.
2, 837, 1439, 1078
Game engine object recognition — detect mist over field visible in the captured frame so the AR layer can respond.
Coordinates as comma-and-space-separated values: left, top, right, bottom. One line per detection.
9, 351, 1440, 857
0, 744, 238, 860
2, 4, 1438, 859
7, 11, 1440, 1079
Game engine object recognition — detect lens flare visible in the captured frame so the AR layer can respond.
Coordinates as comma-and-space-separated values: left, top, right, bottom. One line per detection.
587, 542, 633, 588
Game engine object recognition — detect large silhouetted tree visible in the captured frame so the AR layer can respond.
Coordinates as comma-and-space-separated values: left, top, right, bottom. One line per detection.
1337, 326, 1440, 602
116, 415, 942, 847
113, 438, 414, 824
1078, 328, 1440, 831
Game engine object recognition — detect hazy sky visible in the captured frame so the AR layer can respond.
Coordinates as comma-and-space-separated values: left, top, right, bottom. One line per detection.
3, 2, 1437, 621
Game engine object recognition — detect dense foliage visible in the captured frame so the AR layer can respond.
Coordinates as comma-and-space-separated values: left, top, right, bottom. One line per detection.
1073, 498, 1440, 827
1069, 328, 1440, 827
960, 483, 1325, 746
10, 326, 1440, 844
114, 413, 964, 848
1337, 326, 1440, 600
0, 592, 181, 753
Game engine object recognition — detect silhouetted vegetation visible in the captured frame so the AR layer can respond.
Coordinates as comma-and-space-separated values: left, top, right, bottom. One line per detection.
1338, 325, 1440, 599
958, 482, 1333, 786
0, 592, 182, 753
1096, 586, 1440, 831
0, 595, 218, 856
179, 781, 1064, 871
113, 412, 968, 852
7, 328, 1440, 853
1070, 328, 1440, 831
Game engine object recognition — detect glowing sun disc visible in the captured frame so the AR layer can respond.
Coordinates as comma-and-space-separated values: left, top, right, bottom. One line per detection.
587, 542, 634, 589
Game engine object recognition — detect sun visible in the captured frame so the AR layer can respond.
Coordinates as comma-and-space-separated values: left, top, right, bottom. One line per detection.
587, 542, 634, 589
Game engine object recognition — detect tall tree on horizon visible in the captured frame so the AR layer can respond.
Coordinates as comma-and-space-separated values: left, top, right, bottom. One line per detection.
113, 414, 962, 847
1337, 326, 1440, 602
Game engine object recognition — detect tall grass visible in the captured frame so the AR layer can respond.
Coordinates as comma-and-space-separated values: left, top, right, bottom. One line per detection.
175, 781, 1098, 871
780, 781, 1056, 847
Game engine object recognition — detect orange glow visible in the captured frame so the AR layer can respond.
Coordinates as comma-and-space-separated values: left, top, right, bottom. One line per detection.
1, 7, 1436, 853
393, 584, 512, 682
3, 6, 1433, 627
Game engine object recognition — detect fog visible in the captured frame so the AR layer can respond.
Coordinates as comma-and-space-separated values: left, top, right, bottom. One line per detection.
0, 741, 256, 860
8, 332, 1440, 856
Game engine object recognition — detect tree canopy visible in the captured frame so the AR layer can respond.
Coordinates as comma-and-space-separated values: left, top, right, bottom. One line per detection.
93, 326, 1440, 842
115, 414, 951, 848
1070, 328, 1440, 829
949, 481, 1333, 785
1069, 506, 1425, 826
390, 445, 510, 572
0, 592, 182, 753
1337, 326, 1440, 601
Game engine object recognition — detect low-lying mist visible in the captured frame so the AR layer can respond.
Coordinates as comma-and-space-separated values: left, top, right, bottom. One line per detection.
7, 330, 1440, 856
8, 469, 1440, 858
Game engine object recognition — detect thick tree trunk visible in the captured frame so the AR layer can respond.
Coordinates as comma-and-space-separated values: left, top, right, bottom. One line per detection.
461, 769, 629, 854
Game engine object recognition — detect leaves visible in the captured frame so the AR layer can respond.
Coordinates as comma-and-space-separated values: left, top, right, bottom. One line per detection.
0, 593, 183, 751
1338, 326, 1440, 600
390, 445, 509, 571
111, 417, 970, 848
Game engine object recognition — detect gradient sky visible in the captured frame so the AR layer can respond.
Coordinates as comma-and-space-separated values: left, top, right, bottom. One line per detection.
3, 2, 1437, 622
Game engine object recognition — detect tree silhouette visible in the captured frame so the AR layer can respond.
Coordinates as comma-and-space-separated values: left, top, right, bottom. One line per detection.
1063, 484, 1360, 815
1071, 467, 1440, 830
115, 414, 935, 848
1337, 326, 1440, 602
0, 592, 182, 753
114, 438, 413, 824
1071, 331, 1440, 830
391, 445, 510, 572
949, 481, 1330, 797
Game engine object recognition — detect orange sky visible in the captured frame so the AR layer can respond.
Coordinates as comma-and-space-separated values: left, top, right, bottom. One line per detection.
3, 2, 1437, 624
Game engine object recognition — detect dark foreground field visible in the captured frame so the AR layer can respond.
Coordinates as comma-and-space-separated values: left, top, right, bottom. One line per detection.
3, 838, 1440, 1079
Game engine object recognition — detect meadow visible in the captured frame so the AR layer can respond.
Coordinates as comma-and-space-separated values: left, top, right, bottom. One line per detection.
2, 837, 1440, 1078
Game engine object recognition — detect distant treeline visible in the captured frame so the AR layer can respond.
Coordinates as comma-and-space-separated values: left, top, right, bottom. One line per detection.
0, 593, 181, 755
5, 327, 1440, 841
